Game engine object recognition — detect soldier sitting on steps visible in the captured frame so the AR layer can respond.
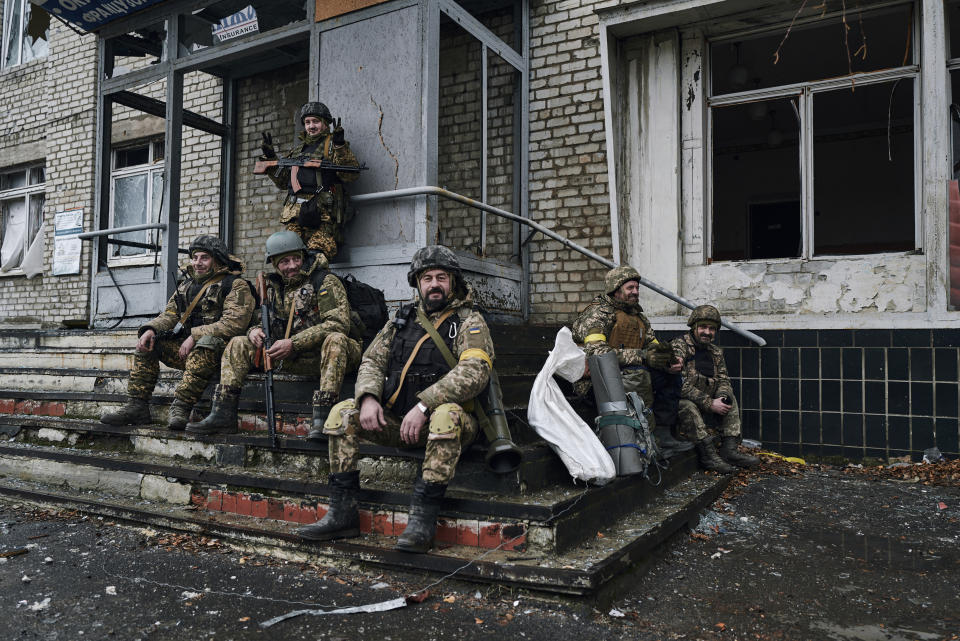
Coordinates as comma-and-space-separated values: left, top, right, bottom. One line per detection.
100, 236, 254, 430
186, 231, 362, 436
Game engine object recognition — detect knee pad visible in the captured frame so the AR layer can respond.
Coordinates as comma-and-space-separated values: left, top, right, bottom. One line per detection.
323, 398, 356, 436
428, 402, 463, 441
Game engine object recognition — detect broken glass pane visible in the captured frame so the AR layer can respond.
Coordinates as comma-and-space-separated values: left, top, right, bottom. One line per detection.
20, 2, 49, 64
105, 21, 167, 79
179, 1, 308, 54
113, 174, 148, 256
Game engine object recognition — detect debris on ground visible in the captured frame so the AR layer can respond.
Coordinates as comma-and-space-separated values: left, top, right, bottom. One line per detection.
841, 458, 960, 486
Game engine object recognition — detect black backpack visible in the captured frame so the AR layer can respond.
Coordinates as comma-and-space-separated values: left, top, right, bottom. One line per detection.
339, 273, 388, 348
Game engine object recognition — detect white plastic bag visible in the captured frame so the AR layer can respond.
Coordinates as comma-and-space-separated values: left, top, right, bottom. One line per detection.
527, 327, 615, 485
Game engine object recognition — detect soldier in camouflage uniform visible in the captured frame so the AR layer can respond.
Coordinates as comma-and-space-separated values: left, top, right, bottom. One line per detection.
259, 101, 360, 260
187, 231, 362, 436
100, 236, 254, 430
297, 245, 494, 554
572, 266, 690, 453
670, 305, 759, 472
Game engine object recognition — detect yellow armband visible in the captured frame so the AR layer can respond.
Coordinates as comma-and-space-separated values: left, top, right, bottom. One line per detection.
584, 333, 607, 344
459, 348, 493, 369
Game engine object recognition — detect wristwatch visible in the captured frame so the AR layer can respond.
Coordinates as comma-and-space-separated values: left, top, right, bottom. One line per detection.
416, 401, 429, 415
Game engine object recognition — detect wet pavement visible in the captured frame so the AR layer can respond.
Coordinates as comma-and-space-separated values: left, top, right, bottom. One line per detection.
1, 464, 958, 640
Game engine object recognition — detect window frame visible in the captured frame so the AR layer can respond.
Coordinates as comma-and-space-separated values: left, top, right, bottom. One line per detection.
0, 164, 45, 277
1, 0, 48, 69
107, 140, 165, 266
704, 1, 921, 262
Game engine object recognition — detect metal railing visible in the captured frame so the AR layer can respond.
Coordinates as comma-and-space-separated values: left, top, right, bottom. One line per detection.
352, 186, 766, 346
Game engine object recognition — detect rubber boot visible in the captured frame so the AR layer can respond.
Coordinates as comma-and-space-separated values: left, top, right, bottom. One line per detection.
307, 390, 336, 441
720, 435, 760, 468
185, 385, 240, 435
296, 471, 360, 541
100, 397, 151, 426
166, 398, 192, 431
395, 478, 447, 553
695, 439, 735, 474
653, 424, 695, 457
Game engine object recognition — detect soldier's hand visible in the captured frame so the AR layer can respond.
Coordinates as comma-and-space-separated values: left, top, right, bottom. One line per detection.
644, 347, 671, 370
266, 338, 293, 361
359, 396, 386, 432
332, 118, 345, 146
667, 357, 682, 374
400, 406, 428, 445
260, 132, 276, 159
178, 335, 196, 360
710, 397, 731, 415
248, 327, 265, 348
136, 329, 156, 353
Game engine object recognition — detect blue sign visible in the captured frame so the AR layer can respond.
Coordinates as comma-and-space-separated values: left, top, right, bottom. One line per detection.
30, 0, 168, 32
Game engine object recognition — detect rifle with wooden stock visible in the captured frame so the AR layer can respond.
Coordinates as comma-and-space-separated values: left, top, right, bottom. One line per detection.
253, 157, 369, 177
254, 272, 278, 448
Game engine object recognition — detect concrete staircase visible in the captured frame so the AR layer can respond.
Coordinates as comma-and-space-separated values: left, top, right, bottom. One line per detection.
0, 327, 730, 597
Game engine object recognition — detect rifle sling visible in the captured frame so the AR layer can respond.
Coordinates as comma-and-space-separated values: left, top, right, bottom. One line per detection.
177, 273, 228, 330
384, 308, 455, 411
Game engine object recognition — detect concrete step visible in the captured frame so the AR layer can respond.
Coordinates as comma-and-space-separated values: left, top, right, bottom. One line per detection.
0, 468, 729, 596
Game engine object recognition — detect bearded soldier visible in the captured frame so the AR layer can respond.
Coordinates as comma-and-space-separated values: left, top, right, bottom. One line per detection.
100, 236, 254, 430
671, 305, 759, 472
297, 245, 494, 554
186, 231, 362, 436
259, 101, 360, 260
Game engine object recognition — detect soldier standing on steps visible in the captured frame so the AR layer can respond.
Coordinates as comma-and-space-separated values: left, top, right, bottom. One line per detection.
296, 245, 494, 554
259, 101, 360, 261
186, 231, 361, 437
670, 305, 759, 472
100, 236, 254, 431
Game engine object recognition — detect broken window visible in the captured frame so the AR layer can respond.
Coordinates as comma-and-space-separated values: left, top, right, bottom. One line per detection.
0, 165, 45, 273
178, 1, 309, 54
2, 0, 49, 68
109, 141, 164, 261
709, 3, 917, 261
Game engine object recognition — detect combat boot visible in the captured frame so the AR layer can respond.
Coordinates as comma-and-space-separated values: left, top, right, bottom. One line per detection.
185, 385, 240, 435
719, 436, 760, 468
296, 471, 360, 541
306, 390, 336, 441
100, 397, 152, 426
166, 398, 192, 431
695, 438, 735, 474
395, 478, 447, 554
653, 424, 695, 458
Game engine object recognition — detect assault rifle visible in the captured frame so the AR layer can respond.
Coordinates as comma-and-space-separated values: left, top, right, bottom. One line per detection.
253, 157, 369, 177
254, 272, 278, 449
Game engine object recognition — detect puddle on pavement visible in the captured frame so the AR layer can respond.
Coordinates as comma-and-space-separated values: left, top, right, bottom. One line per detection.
810, 621, 941, 641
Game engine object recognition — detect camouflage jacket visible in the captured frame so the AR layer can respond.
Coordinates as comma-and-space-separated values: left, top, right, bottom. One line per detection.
141, 262, 254, 345
252, 252, 355, 354
670, 332, 734, 414
572, 293, 658, 367
264, 131, 360, 195
355, 286, 494, 412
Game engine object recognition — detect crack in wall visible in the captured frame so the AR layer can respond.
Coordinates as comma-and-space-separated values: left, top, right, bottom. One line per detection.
370, 95, 399, 190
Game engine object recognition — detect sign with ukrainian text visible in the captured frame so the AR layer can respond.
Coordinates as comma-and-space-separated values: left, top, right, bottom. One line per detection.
211, 5, 259, 42
29, 0, 168, 32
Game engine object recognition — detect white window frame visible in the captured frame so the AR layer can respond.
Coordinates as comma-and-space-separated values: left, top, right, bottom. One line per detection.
0, 164, 45, 277
705, 1, 921, 262
108, 140, 165, 267
1, 0, 48, 69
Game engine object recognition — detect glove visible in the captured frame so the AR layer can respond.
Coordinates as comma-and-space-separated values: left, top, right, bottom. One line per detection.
332, 118, 345, 146
644, 346, 672, 370
260, 132, 276, 159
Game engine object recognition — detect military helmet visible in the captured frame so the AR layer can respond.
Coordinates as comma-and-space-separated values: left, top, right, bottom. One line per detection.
298, 101, 332, 125
264, 230, 306, 264
688, 304, 722, 329
604, 265, 641, 295
407, 245, 461, 287
189, 235, 230, 266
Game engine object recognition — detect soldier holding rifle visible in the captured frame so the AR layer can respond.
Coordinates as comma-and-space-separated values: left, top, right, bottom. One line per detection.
257, 101, 362, 261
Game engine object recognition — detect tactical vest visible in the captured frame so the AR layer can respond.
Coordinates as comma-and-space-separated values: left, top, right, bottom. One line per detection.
608, 310, 646, 350
176, 274, 240, 331
381, 305, 460, 416
693, 347, 715, 378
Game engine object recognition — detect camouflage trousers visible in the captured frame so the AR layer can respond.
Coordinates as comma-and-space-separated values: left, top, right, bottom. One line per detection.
323, 399, 479, 484
677, 396, 742, 442
219, 332, 361, 394
283, 216, 339, 261
128, 338, 222, 405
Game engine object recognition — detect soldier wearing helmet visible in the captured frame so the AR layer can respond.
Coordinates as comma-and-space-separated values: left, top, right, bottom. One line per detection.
670, 305, 759, 471
186, 231, 361, 436
259, 101, 360, 260
298, 245, 494, 554
100, 235, 254, 431
572, 265, 689, 452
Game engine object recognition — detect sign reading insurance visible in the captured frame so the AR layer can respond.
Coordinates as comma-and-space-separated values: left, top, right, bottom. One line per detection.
29, 0, 168, 32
